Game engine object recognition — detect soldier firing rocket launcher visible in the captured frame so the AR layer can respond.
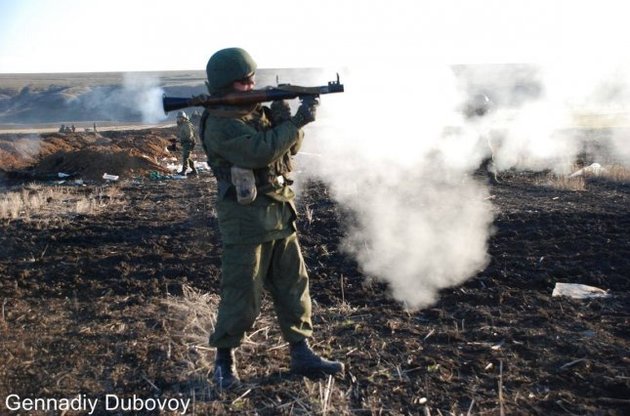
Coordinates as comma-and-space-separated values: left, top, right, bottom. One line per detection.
162, 74, 344, 114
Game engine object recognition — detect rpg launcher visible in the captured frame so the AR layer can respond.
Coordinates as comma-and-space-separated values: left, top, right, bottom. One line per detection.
163, 74, 344, 114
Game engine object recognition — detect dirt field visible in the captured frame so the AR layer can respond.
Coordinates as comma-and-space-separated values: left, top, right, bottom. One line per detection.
0, 128, 628, 415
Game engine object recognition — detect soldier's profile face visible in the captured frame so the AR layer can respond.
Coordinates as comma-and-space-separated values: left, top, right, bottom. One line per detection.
233, 73, 256, 92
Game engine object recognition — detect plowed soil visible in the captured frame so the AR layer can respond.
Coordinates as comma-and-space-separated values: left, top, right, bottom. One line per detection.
0, 129, 628, 415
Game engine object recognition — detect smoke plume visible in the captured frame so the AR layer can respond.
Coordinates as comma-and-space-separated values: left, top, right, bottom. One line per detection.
81, 73, 166, 123
291, 1, 630, 310
298, 65, 495, 310
482, 62, 630, 173
120, 73, 166, 123
300, 56, 630, 310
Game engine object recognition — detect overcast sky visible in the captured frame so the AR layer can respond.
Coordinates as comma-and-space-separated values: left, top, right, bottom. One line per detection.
1, 0, 629, 73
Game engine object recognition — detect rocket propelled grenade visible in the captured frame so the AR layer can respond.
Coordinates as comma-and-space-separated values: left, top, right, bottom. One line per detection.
163, 74, 344, 114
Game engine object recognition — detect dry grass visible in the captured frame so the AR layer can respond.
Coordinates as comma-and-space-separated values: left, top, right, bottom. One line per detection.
161, 285, 219, 398
159, 285, 353, 414
603, 164, 630, 182
0, 183, 125, 224
539, 163, 630, 191
305, 204, 314, 227
542, 174, 587, 191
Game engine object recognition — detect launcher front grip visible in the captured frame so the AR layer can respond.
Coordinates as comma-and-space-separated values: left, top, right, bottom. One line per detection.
162, 75, 344, 114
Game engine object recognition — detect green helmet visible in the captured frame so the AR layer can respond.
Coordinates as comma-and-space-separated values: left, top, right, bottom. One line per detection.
205, 47, 257, 94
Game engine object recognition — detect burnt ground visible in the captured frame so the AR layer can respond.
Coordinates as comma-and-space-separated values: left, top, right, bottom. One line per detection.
0, 131, 629, 415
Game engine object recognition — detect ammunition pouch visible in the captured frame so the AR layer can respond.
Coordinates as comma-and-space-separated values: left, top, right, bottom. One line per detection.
231, 166, 257, 205
211, 165, 291, 202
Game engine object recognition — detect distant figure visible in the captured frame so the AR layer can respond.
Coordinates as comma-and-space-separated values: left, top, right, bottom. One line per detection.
59, 124, 66, 133
93, 122, 97, 133
71, 124, 76, 133
176, 111, 197, 176
463, 93, 501, 184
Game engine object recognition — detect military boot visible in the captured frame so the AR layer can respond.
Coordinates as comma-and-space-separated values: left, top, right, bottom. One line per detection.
213, 348, 241, 390
290, 340, 344, 376
188, 167, 198, 176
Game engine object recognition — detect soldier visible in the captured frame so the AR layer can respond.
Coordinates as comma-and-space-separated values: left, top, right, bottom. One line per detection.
59, 124, 66, 133
201, 47, 344, 389
176, 111, 197, 176
464, 93, 501, 184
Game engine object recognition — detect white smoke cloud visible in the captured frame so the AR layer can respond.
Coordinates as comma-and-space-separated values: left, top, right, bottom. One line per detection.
548, 61, 630, 165
290, 1, 630, 310
298, 65, 494, 310
488, 98, 580, 174
483, 62, 630, 172
121, 73, 166, 123
74, 74, 166, 123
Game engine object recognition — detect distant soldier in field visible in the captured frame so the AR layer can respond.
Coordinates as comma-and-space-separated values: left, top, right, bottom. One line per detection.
464, 93, 501, 184
59, 124, 66, 133
71, 124, 76, 133
200, 47, 344, 390
176, 111, 197, 176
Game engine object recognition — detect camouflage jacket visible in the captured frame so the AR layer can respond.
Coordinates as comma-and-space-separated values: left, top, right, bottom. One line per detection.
202, 105, 304, 244
177, 120, 196, 145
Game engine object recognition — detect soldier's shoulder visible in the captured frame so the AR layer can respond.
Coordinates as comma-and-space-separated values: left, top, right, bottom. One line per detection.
204, 116, 242, 139
205, 115, 247, 131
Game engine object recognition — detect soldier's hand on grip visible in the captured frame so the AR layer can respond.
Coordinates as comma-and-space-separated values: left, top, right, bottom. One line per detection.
270, 100, 292, 125
291, 96, 319, 129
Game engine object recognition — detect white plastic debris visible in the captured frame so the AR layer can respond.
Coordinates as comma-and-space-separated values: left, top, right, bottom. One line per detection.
194, 161, 210, 171
58, 172, 71, 178
166, 163, 181, 172
568, 162, 606, 178
552, 283, 610, 299
102, 173, 119, 181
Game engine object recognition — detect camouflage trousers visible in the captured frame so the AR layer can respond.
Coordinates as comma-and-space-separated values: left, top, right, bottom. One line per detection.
209, 233, 313, 348
181, 142, 195, 170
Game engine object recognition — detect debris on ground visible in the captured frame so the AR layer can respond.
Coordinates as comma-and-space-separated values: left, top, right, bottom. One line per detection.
552, 282, 610, 299
569, 162, 606, 178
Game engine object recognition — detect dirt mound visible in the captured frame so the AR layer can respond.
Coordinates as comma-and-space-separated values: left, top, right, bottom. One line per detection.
33, 147, 169, 180
1, 129, 174, 181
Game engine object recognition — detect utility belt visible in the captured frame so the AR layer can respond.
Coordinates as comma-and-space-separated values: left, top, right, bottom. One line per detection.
212, 166, 291, 204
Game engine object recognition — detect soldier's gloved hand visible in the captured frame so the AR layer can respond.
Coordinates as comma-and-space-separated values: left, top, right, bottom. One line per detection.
291, 96, 319, 129
270, 100, 291, 125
